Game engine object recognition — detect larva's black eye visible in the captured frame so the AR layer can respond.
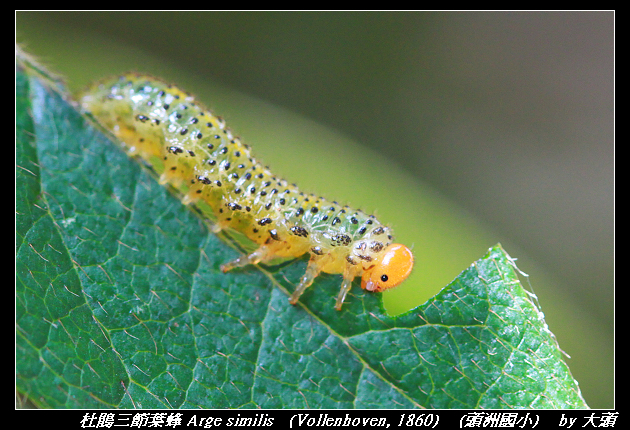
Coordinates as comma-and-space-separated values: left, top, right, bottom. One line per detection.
381, 274, 389, 282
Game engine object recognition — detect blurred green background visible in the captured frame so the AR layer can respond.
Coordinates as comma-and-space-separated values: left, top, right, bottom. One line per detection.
16, 12, 613, 408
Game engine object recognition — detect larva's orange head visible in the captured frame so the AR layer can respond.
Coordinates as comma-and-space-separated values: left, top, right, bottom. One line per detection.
361, 243, 414, 293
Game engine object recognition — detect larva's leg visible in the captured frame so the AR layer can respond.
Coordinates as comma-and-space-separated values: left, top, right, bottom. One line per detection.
158, 173, 170, 185
181, 194, 193, 205
334, 276, 354, 311
289, 256, 325, 306
334, 265, 361, 310
220, 246, 273, 273
289, 258, 321, 305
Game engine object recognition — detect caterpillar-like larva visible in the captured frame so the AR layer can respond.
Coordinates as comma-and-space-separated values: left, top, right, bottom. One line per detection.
79, 73, 414, 310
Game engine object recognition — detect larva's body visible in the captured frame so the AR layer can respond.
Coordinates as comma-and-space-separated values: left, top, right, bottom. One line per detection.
80, 73, 413, 310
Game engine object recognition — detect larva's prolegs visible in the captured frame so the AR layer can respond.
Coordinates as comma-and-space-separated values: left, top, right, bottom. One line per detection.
80, 73, 415, 311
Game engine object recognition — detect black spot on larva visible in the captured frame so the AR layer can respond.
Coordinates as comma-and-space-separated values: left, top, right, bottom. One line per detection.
373, 227, 385, 235
188, 150, 195, 156
234, 188, 241, 194
234, 151, 241, 157
258, 218, 272, 226
357, 254, 373, 262
331, 234, 351, 247
180, 128, 188, 135
215, 180, 222, 187
279, 198, 286, 205
244, 173, 252, 180
311, 207, 319, 214
136, 114, 149, 122
322, 215, 329, 221
220, 147, 228, 154
238, 164, 246, 169
370, 241, 384, 252
197, 176, 211, 185
351, 217, 358, 224
358, 227, 367, 235
163, 104, 170, 110
296, 208, 304, 216
260, 191, 267, 197
311, 246, 323, 255
346, 256, 357, 265
332, 217, 341, 226
196, 133, 203, 139
207, 159, 216, 166
190, 118, 198, 124
224, 162, 231, 170
152, 119, 160, 125
290, 226, 309, 237
168, 146, 183, 154
269, 229, 280, 240
227, 202, 242, 211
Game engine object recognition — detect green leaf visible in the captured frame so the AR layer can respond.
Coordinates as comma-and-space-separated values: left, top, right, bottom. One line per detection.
16, 52, 587, 409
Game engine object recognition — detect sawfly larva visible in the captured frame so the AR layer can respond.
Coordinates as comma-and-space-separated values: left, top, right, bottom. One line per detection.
79, 73, 414, 310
